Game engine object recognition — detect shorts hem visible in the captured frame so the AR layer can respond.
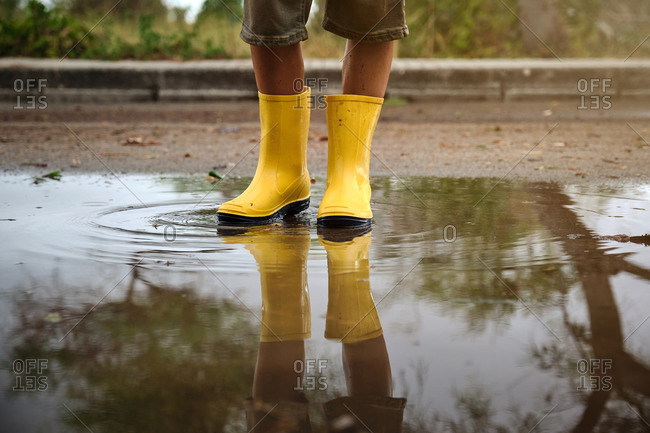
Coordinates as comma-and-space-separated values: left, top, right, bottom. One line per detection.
240, 28, 309, 47
322, 18, 409, 42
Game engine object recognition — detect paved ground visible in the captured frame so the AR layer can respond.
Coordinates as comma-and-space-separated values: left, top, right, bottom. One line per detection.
1, 98, 649, 184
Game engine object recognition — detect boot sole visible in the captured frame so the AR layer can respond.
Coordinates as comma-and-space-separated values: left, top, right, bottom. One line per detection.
317, 216, 372, 228
317, 225, 372, 242
217, 198, 310, 225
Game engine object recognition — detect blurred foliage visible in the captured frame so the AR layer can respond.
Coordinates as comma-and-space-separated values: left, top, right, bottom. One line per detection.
400, 0, 521, 57
0, 0, 232, 59
0, 0, 94, 58
197, 0, 243, 22
6, 268, 259, 432
0, 0, 21, 19
55, 0, 168, 20
0, 0, 648, 59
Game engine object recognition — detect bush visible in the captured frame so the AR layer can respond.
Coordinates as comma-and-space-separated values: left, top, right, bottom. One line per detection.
0, 0, 95, 58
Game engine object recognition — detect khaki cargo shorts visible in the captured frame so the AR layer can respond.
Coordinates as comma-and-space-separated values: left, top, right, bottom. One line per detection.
241, 0, 408, 46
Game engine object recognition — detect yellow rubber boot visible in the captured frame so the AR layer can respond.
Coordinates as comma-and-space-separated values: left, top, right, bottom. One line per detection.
217, 89, 311, 225
317, 94, 383, 227
321, 232, 383, 343
222, 227, 311, 342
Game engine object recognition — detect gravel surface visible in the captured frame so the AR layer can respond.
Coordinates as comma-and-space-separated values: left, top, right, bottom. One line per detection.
1, 98, 648, 184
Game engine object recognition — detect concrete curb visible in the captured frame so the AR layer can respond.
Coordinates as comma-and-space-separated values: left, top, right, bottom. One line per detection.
1, 58, 648, 103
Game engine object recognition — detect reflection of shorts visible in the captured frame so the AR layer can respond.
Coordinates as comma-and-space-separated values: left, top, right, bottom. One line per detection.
241, 0, 409, 46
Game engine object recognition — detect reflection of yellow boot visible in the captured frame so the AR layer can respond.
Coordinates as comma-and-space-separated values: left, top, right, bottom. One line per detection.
321, 232, 383, 343
317, 94, 383, 228
218, 89, 311, 225
224, 228, 311, 342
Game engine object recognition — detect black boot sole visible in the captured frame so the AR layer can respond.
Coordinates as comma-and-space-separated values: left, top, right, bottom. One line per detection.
217, 198, 310, 225
316, 215, 372, 228
317, 224, 372, 242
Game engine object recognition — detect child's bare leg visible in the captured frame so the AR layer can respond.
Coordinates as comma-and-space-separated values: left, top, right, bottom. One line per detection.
316, 40, 393, 226
342, 40, 394, 98
251, 43, 304, 95
217, 42, 309, 224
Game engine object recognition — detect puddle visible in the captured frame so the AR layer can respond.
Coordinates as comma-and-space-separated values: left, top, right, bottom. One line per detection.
1, 174, 650, 432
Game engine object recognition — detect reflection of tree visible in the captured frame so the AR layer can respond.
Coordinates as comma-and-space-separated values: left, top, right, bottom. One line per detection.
528, 184, 650, 432
372, 177, 577, 334
6, 265, 259, 433
382, 179, 650, 432
402, 379, 545, 432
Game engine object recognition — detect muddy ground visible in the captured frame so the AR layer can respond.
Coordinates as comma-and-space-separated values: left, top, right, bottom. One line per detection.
1, 98, 648, 184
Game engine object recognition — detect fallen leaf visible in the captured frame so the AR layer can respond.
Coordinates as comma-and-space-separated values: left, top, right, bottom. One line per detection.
44, 312, 62, 323
121, 136, 162, 146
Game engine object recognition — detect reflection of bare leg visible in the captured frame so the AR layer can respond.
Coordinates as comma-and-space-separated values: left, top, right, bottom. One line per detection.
343, 335, 392, 397
247, 340, 310, 432
321, 233, 388, 394
320, 232, 406, 432
253, 341, 305, 402
226, 229, 312, 431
